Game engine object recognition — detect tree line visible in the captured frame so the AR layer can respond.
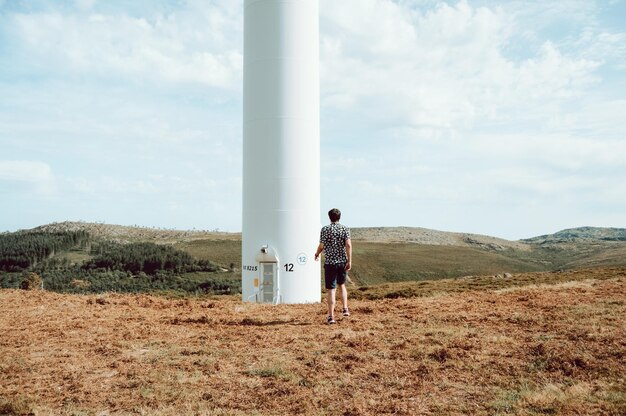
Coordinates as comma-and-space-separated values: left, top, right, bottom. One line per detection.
0, 230, 239, 295
0, 230, 89, 271
84, 241, 218, 275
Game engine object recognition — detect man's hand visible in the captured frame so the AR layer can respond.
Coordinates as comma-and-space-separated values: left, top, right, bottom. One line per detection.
344, 261, 351, 271
314, 243, 324, 261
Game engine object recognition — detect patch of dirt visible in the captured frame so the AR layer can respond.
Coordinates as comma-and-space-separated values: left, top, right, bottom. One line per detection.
1, 270, 624, 415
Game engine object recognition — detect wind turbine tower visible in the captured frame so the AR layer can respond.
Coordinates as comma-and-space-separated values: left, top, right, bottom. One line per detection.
241, 0, 321, 304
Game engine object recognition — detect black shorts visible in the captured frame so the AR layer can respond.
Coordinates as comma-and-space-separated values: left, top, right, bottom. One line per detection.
324, 263, 347, 290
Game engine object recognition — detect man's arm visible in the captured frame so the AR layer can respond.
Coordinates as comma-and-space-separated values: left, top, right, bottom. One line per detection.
314, 243, 324, 261
345, 238, 352, 271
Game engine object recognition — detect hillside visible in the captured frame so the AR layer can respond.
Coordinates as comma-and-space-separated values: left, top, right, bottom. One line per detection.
524, 226, 626, 243
351, 226, 530, 250
4, 222, 626, 290
29, 221, 240, 243
1, 268, 624, 415
23, 222, 626, 249
25, 222, 626, 248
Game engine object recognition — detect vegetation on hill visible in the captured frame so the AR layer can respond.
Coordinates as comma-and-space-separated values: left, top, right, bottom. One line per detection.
84, 241, 218, 275
524, 226, 626, 243
0, 230, 238, 295
349, 242, 545, 285
0, 230, 89, 271
2, 223, 626, 296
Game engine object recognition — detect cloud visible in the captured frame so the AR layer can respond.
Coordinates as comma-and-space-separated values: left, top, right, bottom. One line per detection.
0, 160, 56, 195
8, 2, 243, 89
74, 0, 96, 11
320, 0, 600, 133
571, 28, 626, 69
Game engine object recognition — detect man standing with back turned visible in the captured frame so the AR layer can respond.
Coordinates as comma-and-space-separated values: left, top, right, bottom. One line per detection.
315, 208, 352, 324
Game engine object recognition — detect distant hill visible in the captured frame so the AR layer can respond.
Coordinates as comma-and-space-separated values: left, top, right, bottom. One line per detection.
29, 221, 240, 243
6, 222, 626, 288
523, 226, 626, 243
351, 227, 529, 251
26, 222, 626, 247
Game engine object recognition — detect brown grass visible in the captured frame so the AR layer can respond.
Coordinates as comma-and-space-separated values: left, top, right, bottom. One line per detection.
1, 268, 625, 415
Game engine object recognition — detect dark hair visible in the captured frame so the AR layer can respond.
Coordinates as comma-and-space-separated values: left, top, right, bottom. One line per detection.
328, 208, 341, 222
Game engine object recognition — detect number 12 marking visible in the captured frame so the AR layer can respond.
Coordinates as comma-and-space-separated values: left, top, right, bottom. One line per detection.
284, 263, 294, 272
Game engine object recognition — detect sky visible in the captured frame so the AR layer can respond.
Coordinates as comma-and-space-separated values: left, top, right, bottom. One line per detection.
1, 0, 625, 240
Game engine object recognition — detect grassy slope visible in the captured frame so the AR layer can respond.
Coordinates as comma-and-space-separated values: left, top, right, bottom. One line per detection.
169, 240, 550, 286
349, 243, 545, 285
174, 239, 242, 270
20, 226, 626, 290
550, 242, 626, 269
171, 239, 626, 286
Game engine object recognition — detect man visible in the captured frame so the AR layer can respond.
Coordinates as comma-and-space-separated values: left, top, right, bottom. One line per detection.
315, 208, 352, 324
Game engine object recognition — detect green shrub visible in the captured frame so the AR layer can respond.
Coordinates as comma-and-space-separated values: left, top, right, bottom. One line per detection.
19, 272, 43, 290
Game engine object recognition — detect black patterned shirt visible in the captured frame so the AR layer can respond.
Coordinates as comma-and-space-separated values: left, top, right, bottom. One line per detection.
320, 223, 351, 265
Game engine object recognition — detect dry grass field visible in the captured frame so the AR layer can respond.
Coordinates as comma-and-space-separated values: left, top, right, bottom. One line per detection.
1, 268, 625, 415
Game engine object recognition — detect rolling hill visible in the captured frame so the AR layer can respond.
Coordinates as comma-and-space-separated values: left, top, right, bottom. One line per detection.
2, 222, 624, 290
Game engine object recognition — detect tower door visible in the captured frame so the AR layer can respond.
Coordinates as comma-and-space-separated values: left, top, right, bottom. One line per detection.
260, 262, 277, 303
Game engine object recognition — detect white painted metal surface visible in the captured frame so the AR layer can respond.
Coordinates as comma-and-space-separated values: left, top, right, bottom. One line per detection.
242, 0, 320, 303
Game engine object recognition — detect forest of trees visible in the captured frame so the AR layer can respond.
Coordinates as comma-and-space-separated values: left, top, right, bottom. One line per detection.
0, 230, 239, 295
0, 230, 89, 272
84, 242, 218, 275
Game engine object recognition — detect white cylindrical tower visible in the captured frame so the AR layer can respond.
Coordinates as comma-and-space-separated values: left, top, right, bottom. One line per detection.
242, 0, 320, 304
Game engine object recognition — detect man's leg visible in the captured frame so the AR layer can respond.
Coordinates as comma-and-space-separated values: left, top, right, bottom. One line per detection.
339, 283, 348, 311
327, 288, 336, 318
